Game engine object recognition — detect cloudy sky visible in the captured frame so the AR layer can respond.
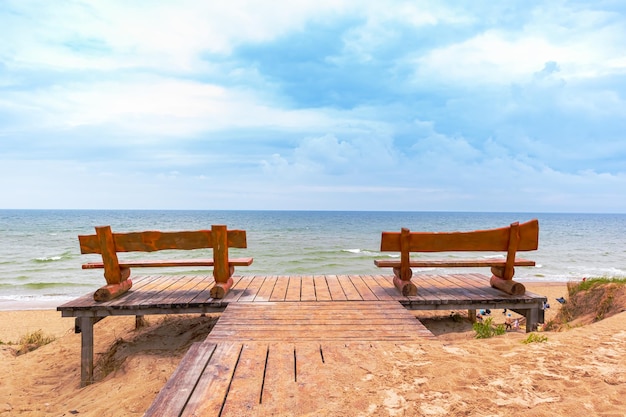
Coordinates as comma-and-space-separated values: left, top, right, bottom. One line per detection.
1, 1, 625, 212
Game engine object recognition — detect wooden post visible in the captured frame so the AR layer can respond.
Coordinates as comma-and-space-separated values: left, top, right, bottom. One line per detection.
79, 317, 95, 387
210, 225, 233, 299
95, 226, 122, 285
393, 228, 417, 296
503, 222, 520, 280
468, 309, 477, 323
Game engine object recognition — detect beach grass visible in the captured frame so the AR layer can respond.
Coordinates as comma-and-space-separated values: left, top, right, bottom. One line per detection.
567, 276, 626, 295
16, 329, 56, 355
472, 317, 506, 338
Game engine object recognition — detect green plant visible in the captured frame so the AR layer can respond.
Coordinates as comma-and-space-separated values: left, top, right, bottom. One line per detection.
568, 277, 626, 295
522, 333, 548, 344
16, 329, 56, 355
473, 317, 506, 339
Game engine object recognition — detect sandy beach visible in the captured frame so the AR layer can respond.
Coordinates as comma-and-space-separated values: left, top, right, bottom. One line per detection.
1, 282, 625, 416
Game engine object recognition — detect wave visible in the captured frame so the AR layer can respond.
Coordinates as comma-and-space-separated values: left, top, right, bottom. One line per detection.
0, 282, 94, 290
341, 249, 384, 256
34, 256, 63, 262
32, 251, 75, 263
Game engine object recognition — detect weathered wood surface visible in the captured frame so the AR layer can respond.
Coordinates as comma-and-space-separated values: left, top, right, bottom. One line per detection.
206, 301, 435, 342
146, 341, 419, 417
59, 273, 547, 312
59, 274, 547, 387
145, 300, 435, 417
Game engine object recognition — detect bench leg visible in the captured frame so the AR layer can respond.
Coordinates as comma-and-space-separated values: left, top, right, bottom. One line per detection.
135, 315, 147, 329
79, 317, 95, 387
525, 308, 539, 332
468, 309, 477, 323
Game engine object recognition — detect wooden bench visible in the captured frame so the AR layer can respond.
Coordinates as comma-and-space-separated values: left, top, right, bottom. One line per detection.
375, 219, 539, 296
79, 224, 253, 301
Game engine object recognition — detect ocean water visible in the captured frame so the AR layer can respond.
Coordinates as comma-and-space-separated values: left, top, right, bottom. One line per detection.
1, 210, 625, 310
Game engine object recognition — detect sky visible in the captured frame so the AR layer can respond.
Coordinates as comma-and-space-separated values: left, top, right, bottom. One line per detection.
1, 1, 625, 213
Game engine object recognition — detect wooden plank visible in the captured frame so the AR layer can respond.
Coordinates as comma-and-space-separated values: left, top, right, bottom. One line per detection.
181, 342, 243, 417
295, 341, 325, 388
284, 276, 302, 301
300, 275, 316, 301
158, 275, 217, 307
375, 258, 536, 268
207, 301, 433, 342
370, 274, 407, 301
379, 219, 539, 252
180, 275, 218, 306
348, 275, 379, 301
144, 342, 217, 417
325, 274, 348, 301
360, 274, 395, 301
221, 275, 254, 303
336, 275, 363, 300
258, 343, 297, 414
219, 343, 268, 416
237, 276, 266, 302
313, 275, 332, 301
82, 257, 253, 269
79, 228, 248, 254
269, 276, 289, 301
254, 275, 277, 302
103, 274, 180, 308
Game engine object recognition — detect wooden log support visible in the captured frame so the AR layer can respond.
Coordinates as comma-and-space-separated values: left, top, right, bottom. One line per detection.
392, 228, 418, 296
392, 268, 417, 296
210, 276, 234, 299
93, 277, 133, 302
490, 275, 526, 295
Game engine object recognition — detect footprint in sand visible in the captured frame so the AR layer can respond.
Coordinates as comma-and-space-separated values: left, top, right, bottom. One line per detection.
442, 345, 469, 355
383, 389, 407, 416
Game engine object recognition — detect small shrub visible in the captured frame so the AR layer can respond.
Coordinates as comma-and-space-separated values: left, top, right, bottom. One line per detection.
522, 333, 548, 344
473, 317, 506, 339
16, 329, 56, 355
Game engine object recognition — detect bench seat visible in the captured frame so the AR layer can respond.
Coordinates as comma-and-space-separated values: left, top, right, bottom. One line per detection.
374, 258, 535, 268
82, 257, 254, 269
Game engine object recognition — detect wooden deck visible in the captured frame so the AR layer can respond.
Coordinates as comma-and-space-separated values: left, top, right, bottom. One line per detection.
58, 274, 547, 387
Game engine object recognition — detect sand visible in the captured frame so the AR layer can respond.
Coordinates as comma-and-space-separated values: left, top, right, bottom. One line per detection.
1, 282, 625, 416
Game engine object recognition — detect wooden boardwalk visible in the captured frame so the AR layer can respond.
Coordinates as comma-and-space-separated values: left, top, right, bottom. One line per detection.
145, 300, 435, 416
58, 274, 547, 387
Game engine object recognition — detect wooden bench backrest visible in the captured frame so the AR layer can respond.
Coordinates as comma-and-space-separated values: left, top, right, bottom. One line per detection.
380, 219, 539, 280
79, 225, 247, 285
380, 219, 539, 253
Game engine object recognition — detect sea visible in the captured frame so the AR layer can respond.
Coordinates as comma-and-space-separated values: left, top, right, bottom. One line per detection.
1, 210, 625, 310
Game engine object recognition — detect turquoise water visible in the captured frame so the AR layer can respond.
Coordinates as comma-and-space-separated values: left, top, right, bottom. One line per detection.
1, 210, 625, 310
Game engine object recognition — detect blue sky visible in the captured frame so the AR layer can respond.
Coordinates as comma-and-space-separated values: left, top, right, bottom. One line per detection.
1, 1, 625, 212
